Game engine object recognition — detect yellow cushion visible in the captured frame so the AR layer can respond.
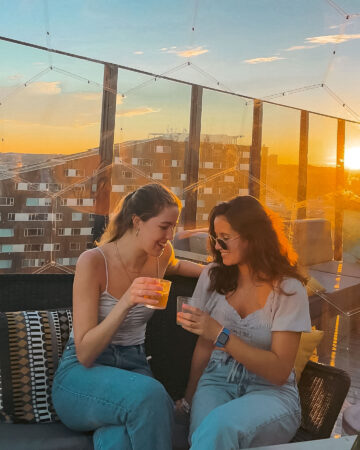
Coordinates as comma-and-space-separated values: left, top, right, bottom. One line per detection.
294, 329, 324, 382
306, 276, 326, 296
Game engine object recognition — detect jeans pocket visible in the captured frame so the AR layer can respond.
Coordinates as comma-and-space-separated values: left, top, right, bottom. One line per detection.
204, 359, 218, 374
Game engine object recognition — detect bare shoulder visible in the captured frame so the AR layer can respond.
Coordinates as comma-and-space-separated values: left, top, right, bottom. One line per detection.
76, 248, 104, 274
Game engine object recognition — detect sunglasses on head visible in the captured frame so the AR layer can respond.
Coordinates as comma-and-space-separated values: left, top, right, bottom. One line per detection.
209, 234, 241, 250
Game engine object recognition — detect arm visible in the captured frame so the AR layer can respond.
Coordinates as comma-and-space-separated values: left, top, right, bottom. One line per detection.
178, 305, 301, 386
164, 241, 204, 278
73, 251, 161, 368
184, 337, 213, 403
222, 331, 300, 385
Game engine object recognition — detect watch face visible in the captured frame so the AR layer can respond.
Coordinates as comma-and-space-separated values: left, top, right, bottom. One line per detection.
217, 331, 229, 346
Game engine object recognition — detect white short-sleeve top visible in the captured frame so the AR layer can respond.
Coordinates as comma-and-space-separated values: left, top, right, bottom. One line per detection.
192, 263, 311, 351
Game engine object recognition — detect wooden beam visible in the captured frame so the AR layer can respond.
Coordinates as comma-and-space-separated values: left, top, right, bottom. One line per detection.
184, 84, 203, 230
93, 64, 118, 242
334, 119, 345, 261
184, 85, 202, 229
249, 100, 263, 199
297, 110, 309, 219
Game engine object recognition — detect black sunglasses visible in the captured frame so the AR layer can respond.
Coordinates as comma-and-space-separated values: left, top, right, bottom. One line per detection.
209, 234, 241, 250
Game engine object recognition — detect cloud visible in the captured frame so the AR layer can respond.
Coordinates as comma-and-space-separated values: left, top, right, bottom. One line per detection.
8, 74, 23, 81
116, 107, 160, 117
133, 51, 144, 55
244, 56, 285, 64
285, 45, 318, 51
26, 81, 61, 95
161, 46, 208, 58
74, 92, 102, 101
306, 34, 360, 44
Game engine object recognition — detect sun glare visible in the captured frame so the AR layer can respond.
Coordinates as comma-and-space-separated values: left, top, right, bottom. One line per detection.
345, 147, 360, 170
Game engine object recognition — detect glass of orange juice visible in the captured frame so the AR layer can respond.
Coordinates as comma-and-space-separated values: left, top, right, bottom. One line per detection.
145, 279, 172, 310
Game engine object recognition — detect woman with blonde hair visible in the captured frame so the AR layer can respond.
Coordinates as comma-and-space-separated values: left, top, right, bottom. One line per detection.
52, 183, 203, 450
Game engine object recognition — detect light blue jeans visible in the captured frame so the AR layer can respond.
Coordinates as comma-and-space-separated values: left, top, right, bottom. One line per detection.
189, 350, 301, 450
52, 338, 174, 450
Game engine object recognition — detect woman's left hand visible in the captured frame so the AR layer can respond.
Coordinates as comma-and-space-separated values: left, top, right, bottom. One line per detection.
177, 304, 222, 342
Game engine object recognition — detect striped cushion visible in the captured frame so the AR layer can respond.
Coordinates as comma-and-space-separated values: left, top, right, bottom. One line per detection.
0, 309, 72, 423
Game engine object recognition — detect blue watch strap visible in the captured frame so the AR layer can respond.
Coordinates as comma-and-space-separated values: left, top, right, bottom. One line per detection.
214, 327, 230, 347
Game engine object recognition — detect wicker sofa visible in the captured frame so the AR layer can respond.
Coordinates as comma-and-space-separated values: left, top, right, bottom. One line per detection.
0, 273, 351, 450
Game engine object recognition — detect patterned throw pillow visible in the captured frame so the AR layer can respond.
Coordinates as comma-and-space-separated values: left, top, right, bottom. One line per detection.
0, 309, 72, 424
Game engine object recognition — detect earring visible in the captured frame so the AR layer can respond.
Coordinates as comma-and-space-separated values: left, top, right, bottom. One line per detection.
136, 228, 139, 237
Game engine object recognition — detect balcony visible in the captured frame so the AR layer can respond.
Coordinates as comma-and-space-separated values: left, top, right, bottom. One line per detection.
1, 2, 360, 446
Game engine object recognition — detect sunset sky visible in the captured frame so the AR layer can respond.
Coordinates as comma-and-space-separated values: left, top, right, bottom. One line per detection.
0, 0, 360, 166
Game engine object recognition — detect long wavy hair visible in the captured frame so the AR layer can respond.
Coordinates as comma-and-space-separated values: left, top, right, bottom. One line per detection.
208, 195, 307, 295
97, 183, 182, 245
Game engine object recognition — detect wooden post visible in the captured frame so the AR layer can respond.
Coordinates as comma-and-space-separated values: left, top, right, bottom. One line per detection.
184, 85, 202, 229
297, 110, 309, 219
93, 63, 118, 242
249, 100, 263, 199
334, 119, 345, 261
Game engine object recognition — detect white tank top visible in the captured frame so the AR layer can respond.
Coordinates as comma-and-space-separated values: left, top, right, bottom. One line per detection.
70, 247, 157, 346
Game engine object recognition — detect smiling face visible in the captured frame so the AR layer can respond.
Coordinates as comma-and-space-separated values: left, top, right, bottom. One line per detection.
137, 205, 180, 256
213, 215, 248, 266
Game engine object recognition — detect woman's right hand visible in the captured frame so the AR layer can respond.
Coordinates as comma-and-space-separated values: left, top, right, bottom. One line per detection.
123, 277, 163, 308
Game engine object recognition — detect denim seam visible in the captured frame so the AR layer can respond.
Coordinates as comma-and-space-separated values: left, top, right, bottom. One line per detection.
53, 380, 128, 415
246, 409, 300, 441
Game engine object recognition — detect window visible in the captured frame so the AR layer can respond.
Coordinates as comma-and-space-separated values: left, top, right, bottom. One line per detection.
122, 171, 135, 178
1, 245, 13, 253
0, 260, 12, 269
7, 213, 15, 221
70, 242, 81, 251
29, 213, 48, 221
26, 198, 52, 206
57, 228, 64, 236
72, 213, 83, 221
89, 213, 96, 221
55, 213, 63, 221
24, 244, 44, 252
0, 197, 14, 206
155, 145, 171, 153
64, 169, 84, 177
22, 259, 45, 268
0, 229, 14, 237
86, 242, 94, 249
162, 160, 171, 167
16, 182, 28, 190
24, 228, 44, 237
53, 243, 60, 251
71, 229, 81, 236
56, 257, 78, 266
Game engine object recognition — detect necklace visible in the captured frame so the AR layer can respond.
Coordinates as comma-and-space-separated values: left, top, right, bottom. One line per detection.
113, 241, 136, 285
113, 241, 160, 282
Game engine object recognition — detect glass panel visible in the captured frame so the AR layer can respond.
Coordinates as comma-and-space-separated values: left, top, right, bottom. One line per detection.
344, 122, 360, 264
196, 90, 253, 228
112, 69, 191, 217
0, 39, 103, 273
307, 114, 337, 233
261, 103, 300, 220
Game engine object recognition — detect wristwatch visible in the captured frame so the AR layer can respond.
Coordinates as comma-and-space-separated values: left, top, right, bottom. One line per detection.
214, 327, 230, 348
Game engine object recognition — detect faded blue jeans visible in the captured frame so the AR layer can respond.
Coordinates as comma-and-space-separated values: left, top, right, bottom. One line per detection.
52, 338, 174, 450
189, 350, 301, 450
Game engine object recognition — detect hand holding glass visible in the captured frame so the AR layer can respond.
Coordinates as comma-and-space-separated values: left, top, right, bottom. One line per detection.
176, 296, 199, 324
145, 279, 172, 310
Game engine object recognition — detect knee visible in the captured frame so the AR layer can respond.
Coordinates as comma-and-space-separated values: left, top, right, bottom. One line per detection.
191, 408, 244, 448
132, 376, 172, 412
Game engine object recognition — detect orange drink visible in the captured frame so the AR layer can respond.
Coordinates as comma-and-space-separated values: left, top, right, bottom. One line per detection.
145, 279, 172, 310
